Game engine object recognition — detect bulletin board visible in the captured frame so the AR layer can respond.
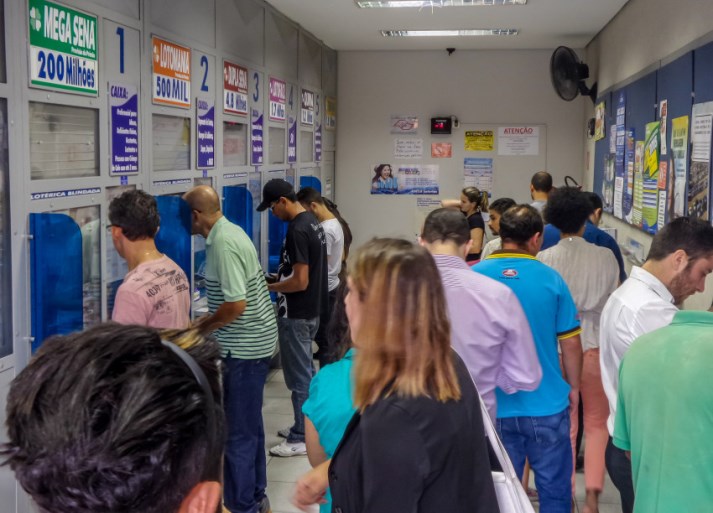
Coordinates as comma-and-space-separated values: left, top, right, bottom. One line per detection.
592, 44, 708, 234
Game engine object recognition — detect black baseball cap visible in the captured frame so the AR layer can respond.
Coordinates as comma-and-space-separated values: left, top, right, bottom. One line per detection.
257, 178, 294, 211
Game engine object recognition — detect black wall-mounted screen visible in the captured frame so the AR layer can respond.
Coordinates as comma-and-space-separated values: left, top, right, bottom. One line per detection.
431, 117, 452, 135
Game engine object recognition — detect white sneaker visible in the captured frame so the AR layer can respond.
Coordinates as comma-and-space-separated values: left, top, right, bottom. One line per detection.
269, 440, 307, 457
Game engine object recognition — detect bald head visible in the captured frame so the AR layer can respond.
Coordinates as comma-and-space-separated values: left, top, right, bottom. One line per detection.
183, 185, 221, 215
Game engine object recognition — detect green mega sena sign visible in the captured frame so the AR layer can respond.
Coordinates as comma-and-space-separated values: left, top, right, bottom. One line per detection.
28, 0, 98, 94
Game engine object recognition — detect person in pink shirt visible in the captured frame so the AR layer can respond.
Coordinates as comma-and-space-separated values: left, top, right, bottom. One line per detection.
419, 207, 542, 422
109, 190, 190, 329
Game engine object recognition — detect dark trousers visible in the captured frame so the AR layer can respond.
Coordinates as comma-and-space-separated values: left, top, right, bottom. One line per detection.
314, 287, 338, 367
605, 437, 635, 513
223, 356, 271, 513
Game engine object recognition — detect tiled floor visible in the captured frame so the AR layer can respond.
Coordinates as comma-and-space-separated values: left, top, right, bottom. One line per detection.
262, 368, 622, 513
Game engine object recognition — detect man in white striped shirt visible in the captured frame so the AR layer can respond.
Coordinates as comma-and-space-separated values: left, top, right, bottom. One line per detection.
184, 185, 277, 513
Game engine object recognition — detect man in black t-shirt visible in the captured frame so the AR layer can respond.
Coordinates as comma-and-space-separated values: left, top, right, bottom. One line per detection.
257, 179, 328, 457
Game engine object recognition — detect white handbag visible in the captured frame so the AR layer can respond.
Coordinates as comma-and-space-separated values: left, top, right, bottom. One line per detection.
479, 397, 536, 513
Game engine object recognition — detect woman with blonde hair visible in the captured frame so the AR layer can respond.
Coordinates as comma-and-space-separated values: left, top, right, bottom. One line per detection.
293, 238, 498, 513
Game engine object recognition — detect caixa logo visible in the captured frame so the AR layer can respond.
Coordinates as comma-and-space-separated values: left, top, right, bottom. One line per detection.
502, 269, 518, 278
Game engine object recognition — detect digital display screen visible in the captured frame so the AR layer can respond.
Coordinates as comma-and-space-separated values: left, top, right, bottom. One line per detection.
431, 117, 452, 134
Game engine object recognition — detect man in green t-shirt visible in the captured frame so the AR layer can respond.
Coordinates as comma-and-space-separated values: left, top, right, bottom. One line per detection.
184, 185, 277, 513
614, 310, 713, 513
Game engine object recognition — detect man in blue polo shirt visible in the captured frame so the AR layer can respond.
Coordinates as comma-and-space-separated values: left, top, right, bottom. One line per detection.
475, 204, 583, 513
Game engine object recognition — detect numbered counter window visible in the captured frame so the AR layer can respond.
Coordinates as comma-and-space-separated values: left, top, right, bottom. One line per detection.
152, 114, 190, 172
269, 127, 286, 165
30, 102, 99, 180
223, 121, 247, 167
300, 130, 313, 163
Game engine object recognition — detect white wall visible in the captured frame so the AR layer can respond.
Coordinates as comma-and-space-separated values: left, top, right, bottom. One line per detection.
584, 0, 713, 310
335, 49, 586, 247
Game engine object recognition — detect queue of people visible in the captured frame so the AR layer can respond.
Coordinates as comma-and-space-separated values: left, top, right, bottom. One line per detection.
3, 173, 713, 513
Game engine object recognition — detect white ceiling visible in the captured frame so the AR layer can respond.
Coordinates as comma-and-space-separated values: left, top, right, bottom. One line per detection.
264, 0, 629, 51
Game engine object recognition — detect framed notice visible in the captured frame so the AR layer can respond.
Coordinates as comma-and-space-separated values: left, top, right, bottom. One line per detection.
223, 60, 248, 116
28, 0, 98, 95
152, 36, 191, 108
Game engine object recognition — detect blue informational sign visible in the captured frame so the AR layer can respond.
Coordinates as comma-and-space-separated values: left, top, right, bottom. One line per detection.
109, 83, 139, 175
251, 108, 264, 164
196, 97, 215, 169
315, 123, 322, 162
288, 116, 297, 163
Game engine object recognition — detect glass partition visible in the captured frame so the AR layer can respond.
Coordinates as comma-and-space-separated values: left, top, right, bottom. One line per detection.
154, 195, 192, 280
223, 121, 248, 167
105, 186, 135, 319
30, 207, 100, 352
152, 114, 190, 171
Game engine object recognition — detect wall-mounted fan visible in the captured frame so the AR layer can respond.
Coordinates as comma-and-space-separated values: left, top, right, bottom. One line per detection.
550, 46, 597, 103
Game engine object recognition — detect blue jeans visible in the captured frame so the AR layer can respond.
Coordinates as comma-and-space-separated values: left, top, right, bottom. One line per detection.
223, 355, 271, 513
497, 408, 572, 513
277, 316, 318, 443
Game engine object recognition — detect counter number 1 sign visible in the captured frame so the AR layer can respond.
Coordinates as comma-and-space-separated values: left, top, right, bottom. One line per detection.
28, 0, 98, 95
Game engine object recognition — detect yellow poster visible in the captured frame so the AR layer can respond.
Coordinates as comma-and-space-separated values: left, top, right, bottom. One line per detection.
465, 130, 494, 151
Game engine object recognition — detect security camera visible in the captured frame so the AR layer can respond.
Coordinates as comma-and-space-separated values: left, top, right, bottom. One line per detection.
447, 48, 455, 56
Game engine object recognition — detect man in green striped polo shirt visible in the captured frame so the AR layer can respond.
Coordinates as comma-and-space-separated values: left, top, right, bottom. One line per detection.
184, 186, 277, 513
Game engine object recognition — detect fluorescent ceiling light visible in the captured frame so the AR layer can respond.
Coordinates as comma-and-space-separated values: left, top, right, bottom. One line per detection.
381, 29, 519, 36
357, 0, 526, 8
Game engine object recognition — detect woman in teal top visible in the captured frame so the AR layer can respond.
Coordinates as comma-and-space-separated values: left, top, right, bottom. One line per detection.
302, 348, 356, 513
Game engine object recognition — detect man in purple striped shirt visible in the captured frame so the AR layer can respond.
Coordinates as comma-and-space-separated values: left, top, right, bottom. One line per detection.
420, 208, 542, 422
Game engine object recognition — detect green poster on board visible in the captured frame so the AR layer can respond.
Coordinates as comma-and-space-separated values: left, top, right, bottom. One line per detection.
28, 0, 98, 95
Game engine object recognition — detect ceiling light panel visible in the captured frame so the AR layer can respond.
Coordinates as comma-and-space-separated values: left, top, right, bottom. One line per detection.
357, 0, 526, 8
381, 29, 519, 36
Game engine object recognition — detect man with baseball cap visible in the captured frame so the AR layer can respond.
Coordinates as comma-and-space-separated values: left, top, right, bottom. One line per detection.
258, 178, 328, 457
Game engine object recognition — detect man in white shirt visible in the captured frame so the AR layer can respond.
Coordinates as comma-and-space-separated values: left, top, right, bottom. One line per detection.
599, 216, 713, 513
529, 171, 552, 214
538, 188, 619, 513
297, 187, 345, 367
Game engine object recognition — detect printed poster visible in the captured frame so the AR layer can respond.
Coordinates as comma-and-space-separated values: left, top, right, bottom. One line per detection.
465, 130, 494, 151
463, 158, 493, 193
394, 138, 423, 159
301, 88, 314, 126
431, 143, 452, 158
609, 124, 617, 154
615, 91, 626, 180
498, 126, 539, 155
642, 122, 661, 233
269, 77, 286, 122
688, 102, 713, 220
288, 116, 297, 163
602, 155, 615, 214
671, 116, 689, 218
623, 129, 635, 222
594, 101, 606, 141
659, 100, 668, 155
325, 97, 337, 130
28, 0, 98, 95
108, 83, 139, 175
391, 115, 418, 134
196, 97, 215, 169
370, 164, 439, 195
632, 141, 644, 227
657, 160, 668, 230
151, 36, 191, 108
223, 60, 248, 116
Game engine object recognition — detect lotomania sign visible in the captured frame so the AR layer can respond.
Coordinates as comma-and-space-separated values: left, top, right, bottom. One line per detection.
28, 0, 98, 95
152, 36, 191, 108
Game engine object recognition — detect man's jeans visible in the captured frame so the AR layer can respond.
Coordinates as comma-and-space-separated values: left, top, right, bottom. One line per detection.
497, 408, 572, 513
223, 355, 271, 513
277, 316, 318, 443
605, 437, 634, 513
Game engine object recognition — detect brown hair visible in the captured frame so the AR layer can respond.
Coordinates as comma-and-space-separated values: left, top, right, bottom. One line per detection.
348, 238, 460, 410
462, 186, 489, 212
